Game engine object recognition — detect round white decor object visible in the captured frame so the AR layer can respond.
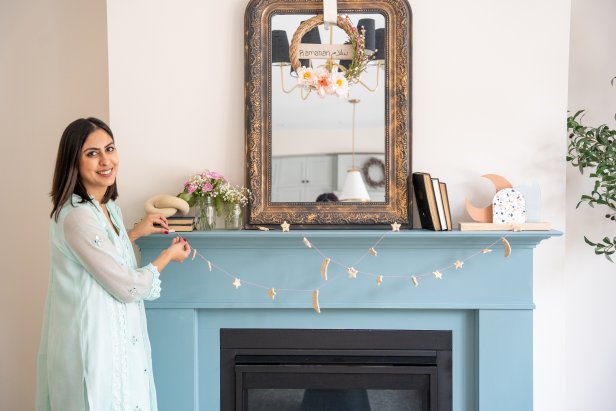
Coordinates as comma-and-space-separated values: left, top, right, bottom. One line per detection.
492, 188, 526, 223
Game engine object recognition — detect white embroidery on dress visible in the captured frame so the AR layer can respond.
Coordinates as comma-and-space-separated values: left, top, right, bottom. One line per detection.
118, 301, 129, 408
109, 298, 121, 410
144, 264, 161, 300
93, 235, 102, 247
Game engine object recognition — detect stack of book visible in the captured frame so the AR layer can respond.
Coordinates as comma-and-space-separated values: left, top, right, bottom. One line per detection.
412, 172, 452, 231
167, 216, 195, 232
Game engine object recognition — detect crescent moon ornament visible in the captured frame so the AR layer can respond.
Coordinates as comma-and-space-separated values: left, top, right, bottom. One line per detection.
312, 289, 321, 314
320, 258, 330, 281
465, 174, 513, 223
501, 237, 512, 257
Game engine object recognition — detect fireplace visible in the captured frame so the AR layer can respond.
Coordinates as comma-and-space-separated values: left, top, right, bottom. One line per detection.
138, 229, 558, 410
220, 329, 452, 410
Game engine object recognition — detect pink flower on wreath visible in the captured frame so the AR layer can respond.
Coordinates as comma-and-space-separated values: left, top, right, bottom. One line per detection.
315, 68, 333, 97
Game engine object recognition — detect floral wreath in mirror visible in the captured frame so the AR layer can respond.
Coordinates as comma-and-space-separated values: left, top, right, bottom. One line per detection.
291, 15, 375, 98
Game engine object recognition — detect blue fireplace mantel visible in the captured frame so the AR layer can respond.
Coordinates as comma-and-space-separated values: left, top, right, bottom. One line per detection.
137, 229, 560, 411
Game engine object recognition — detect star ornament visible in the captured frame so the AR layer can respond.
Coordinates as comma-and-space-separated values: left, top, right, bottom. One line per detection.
268, 287, 276, 300
433, 270, 443, 280
391, 222, 401, 232
347, 267, 358, 279
280, 221, 290, 232
454, 260, 464, 270
233, 278, 242, 289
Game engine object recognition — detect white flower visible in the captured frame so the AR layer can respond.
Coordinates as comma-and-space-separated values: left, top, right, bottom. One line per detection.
296, 66, 316, 87
330, 69, 349, 97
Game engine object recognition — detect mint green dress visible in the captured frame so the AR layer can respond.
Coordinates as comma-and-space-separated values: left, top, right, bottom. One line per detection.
36, 195, 161, 411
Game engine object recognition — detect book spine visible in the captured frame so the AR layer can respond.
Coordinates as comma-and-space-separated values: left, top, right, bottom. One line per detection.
439, 182, 453, 231
412, 173, 441, 231
431, 178, 447, 231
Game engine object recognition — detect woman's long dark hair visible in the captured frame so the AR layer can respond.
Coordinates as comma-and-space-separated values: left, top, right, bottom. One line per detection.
50, 117, 118, 220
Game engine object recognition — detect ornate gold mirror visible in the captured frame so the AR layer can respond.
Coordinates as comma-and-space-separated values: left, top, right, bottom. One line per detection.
245, 0, 412, 227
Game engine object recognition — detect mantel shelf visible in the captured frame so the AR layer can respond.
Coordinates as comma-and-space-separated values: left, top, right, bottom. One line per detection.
137, 229, 562, 250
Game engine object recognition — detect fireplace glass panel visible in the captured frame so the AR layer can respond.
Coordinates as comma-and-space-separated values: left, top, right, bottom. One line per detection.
247, 389, 424, 410
239, 365, 432, 411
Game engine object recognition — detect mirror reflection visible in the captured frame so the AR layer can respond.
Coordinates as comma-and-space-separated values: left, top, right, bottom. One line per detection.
270, 13, 386, 203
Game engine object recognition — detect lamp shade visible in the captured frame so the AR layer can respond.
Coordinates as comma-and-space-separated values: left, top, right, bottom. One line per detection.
272, 30, 291, 64
375, 28, 385, 61
299, 26, 322, 68
339, 169, 370, 202
357, 18, 376, 52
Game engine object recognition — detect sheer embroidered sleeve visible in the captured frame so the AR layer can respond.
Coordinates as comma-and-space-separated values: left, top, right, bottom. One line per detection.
63, 206, 161, 302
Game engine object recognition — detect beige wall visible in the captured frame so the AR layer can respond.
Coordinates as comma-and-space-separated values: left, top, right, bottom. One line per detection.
567, 0, 616, 410
0, 1, 109, 409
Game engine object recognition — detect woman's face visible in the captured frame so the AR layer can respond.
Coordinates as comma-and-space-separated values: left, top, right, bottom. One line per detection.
78, 128, 118, 199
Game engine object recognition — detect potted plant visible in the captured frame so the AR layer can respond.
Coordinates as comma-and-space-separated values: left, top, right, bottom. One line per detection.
566, 77, 616, 261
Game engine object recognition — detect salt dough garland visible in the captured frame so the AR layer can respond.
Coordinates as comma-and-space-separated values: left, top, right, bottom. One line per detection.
144, 194, 190, 217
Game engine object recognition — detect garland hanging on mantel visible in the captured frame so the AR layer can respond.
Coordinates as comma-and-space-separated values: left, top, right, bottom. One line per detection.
181, 222, 512, 314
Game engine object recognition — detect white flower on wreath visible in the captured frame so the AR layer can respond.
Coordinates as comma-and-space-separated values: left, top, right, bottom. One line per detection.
297, 66, 317, 87
330, 69, 349, 97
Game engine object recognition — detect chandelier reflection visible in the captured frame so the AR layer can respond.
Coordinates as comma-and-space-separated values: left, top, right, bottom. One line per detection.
272, 17, 385, 100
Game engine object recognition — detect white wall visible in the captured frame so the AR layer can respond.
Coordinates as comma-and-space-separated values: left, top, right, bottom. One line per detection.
0, 1, 109, 410
3, 0, 594, 409
567, 0, 616, 410
107, 0, 570, 409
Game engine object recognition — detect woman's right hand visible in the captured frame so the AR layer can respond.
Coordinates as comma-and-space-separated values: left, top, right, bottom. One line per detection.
166, 236, 191, 262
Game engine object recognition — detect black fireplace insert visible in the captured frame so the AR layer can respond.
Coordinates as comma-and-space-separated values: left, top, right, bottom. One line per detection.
220, 329, 452, 411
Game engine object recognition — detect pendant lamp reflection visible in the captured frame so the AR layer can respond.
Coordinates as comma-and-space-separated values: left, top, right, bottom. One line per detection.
339, 99, 370, 202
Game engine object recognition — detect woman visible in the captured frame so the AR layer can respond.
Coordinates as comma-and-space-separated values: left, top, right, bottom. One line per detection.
36, 117, 191, 410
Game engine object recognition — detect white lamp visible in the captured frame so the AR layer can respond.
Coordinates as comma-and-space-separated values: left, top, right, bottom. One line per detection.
339, 99, 370, 202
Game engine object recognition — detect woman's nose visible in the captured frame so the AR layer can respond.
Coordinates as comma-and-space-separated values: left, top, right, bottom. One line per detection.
99, 152, 110, 165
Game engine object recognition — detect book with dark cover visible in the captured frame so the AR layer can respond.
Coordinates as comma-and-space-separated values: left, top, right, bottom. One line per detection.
412, 172, 441, 231
439, 182, 452, 231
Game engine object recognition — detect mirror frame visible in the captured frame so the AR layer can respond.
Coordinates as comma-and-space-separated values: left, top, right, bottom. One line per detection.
245, 0, 412, 228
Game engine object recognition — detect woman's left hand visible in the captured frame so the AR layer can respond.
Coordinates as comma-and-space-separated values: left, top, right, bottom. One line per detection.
129, 214, 170, 242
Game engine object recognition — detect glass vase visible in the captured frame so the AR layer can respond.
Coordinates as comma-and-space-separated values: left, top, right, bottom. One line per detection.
195, 196, 216, 231
224, 202, 243, 230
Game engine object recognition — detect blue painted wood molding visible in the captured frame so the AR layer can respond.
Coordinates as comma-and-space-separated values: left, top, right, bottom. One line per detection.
138, 229, 561, 411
